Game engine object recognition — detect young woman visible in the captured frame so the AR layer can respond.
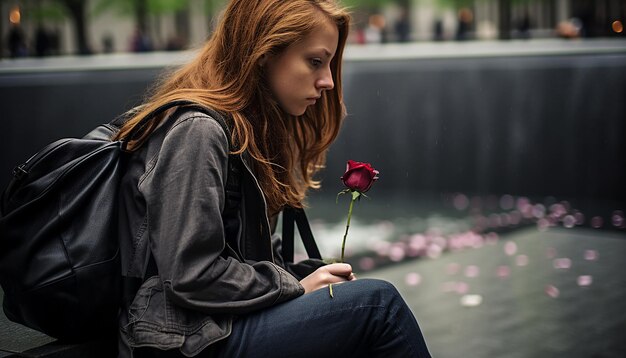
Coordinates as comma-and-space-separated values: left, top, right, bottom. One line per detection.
113, 0, 431, 357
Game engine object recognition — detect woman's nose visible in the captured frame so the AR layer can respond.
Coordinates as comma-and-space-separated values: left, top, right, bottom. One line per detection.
316, 69, 334, 91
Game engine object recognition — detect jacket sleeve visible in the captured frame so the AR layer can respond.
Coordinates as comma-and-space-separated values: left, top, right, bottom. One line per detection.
140, 114, 304, 315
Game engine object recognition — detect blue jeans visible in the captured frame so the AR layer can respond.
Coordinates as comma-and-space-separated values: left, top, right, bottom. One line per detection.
211, 279, 431, 358
135, 279, 431, 357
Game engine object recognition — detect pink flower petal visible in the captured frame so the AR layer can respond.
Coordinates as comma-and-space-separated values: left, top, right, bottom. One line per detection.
584, 250, 599, 261
612, 211, 624, 227
533, 204, 546, 218
504, 241, 517, 256
497, 265, 511, 278
426, 244, 443, 259
553, 258, 572, 269
388, 244, 406, 262
455, 282, 469, 294
563, 215, 576, 228
577, 275, 593, 287
574, 212, 585, 225
405, 272, 422, 286
358, 257, 375, 271
545, 284, 560, 298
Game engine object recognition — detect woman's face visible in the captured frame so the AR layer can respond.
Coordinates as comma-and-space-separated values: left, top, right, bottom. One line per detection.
265, 17, 339, 116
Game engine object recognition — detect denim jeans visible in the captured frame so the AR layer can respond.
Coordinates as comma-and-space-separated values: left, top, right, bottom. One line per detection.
135, 279, 431, 357
211, 278, 431, 358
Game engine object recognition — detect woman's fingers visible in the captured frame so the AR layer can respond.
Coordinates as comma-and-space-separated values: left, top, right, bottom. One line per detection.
324, 263, 353, 278
300, 264, 354, 293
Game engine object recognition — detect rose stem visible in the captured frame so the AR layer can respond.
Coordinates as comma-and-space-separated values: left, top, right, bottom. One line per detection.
340, 194, 357, 263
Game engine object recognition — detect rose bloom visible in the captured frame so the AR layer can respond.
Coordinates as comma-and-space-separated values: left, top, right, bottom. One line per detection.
341, 160, 379, 193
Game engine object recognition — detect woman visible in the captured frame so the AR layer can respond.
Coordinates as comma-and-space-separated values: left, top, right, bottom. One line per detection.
114, 0, 431, 357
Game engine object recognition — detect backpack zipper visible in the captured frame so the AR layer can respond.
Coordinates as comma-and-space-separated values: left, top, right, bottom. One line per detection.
12, 139, 72, 180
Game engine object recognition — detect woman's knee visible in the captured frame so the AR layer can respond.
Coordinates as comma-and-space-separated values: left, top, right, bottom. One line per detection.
343, 278, 403, 306
357, 278, 399, 294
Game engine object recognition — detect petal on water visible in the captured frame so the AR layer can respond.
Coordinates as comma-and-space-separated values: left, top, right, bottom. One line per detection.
577, 275, 593, 287
405, 272, 422, 286
553, 258, 572, 269
497, 265, 510, 278
545, 285, 560, 298
358, 257, 376, 271
455, 281, 469, 294
584, 250, 599, 261
504, 241, 518, 256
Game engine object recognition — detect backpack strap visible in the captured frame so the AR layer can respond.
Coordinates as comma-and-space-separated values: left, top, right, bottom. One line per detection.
282, 206, 322, 263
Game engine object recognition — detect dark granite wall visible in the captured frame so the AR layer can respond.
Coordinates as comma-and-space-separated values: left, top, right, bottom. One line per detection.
1, 51, 624, 204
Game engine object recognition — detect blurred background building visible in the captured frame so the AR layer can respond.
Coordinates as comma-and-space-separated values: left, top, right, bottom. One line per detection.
0, 0, 624, 57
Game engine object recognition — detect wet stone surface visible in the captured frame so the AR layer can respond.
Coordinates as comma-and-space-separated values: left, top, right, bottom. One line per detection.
363, 227, 626, 358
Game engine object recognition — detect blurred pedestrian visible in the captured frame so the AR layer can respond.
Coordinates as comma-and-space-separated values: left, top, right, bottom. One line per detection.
394, 7, 411, 42
35, 26, 51, 57
102, 34, 114, 53
365, 14, 387, 43
8, 24, 27, 58
130, 28, 153, 52
455, 7, 473, 41
516, 11, 532, 39
556, 18, 583, 39
433, 18, 444, 41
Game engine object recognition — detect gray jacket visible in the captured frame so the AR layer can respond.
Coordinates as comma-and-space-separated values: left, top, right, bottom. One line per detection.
116, 108, 323, 357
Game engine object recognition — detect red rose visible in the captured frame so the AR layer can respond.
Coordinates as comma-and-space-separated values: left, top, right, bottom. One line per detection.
341, 160, 379, 193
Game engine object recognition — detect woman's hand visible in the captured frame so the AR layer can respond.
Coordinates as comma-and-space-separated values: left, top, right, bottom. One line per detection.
299, 263, 356, 294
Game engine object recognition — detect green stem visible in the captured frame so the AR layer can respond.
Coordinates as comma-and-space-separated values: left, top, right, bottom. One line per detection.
340, 194, 357, 263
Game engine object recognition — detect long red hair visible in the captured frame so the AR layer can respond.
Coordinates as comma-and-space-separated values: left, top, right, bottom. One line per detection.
113, 0, 350, 215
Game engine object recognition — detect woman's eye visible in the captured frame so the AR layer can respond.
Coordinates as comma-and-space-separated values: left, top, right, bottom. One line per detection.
310, 58, 322, 67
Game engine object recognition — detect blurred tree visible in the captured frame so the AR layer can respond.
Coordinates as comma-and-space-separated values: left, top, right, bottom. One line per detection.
498, 0, 512, 39
59, 0, 91, 54
435, 0, 475, 8
204, 0, 227, 25
94, 0, 191, 33
340, 0, 397, 11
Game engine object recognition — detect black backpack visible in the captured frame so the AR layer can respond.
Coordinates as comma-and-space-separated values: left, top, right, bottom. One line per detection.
0, 100, 322, 343
0, 101, 234, 342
